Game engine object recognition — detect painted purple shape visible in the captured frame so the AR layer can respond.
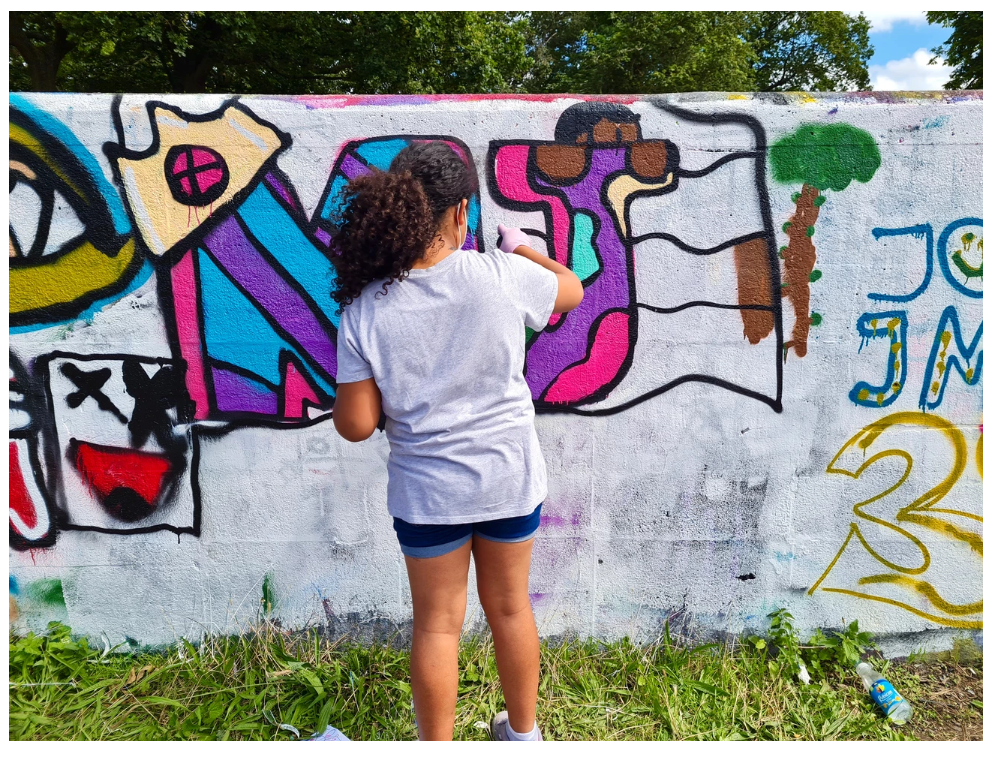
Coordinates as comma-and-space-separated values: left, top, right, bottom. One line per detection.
203, 216, 338, 380
523, 148, 632, 398
265, 171, 298, 211
340, 153, 370, 181
212, 367, 279, 414
315, 227, 332, 247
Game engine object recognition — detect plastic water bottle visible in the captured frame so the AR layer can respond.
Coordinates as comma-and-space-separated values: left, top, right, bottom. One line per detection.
856, 662, 912, 724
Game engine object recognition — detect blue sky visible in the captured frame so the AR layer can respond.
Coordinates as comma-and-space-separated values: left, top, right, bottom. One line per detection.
863, 12, 954, 89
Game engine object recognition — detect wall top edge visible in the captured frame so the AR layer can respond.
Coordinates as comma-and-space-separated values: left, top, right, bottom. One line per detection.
10, 90, 984, 107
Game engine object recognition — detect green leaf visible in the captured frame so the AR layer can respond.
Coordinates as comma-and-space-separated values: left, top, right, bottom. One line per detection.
298, 669, 326, 699
682, 679, 728, 697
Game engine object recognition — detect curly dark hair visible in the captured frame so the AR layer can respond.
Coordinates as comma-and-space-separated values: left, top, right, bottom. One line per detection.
329, 141, 477, 308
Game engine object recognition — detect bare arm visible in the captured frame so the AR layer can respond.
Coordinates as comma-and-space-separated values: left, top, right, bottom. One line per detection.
332, 378, 382, 442
511, 245, 584, 314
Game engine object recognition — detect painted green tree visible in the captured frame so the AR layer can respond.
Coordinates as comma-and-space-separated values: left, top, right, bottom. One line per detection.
770, 123, 881, 357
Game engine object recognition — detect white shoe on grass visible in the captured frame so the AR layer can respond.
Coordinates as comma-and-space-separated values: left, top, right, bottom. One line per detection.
489, 711, 543, 741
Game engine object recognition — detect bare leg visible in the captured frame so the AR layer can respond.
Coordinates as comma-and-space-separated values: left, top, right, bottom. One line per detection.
472, 536, 540, 734
404, 541, 472, 741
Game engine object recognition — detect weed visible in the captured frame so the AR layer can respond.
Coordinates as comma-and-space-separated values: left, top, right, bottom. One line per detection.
9, 619, 929, 741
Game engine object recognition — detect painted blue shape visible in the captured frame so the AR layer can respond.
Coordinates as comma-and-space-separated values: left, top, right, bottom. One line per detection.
319, 174, 349, 221
238, 184, 341, 328
466, 194, 482, 250
937, 217, 983, 298
354, 138, 410, 171
197, 248, 335, 397
570, 212, 600, 283
867, 224, 933, 302
198, 248, 285, 388
9, 576, 19, 595
849, 311, 908, 408
919, 305, 983, 410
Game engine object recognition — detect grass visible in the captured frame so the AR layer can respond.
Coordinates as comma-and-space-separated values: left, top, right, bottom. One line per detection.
8, 621, 980, 741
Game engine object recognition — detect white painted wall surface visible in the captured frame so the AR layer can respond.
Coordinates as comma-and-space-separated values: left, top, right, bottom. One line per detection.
9, 92, 983, 653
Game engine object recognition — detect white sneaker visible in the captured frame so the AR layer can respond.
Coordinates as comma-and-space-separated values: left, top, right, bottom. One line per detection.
489, 711, 543, 741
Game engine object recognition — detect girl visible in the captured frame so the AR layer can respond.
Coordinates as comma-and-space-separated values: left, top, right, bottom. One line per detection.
329, 141, 583, 741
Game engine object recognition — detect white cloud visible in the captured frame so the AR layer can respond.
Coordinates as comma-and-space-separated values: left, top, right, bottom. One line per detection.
869, 48, 953, 90
861, 11, 928, 32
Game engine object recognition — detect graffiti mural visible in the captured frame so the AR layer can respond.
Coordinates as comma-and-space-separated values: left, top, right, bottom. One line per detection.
808, 412, 982, 629
489, 102, 784, 413
105, 98, 341, 425
313, 135, 485, 253
9, 96, 143, 329
8, 92, 983, 649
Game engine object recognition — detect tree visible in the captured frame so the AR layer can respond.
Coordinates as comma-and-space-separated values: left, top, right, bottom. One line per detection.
9, 12, 80, 91
926, 11, 982, 89
523, 11, 872, 93
524, 11, 757, 93
333, 12, 531, 94
745, 11, 873, 91
9, 11, 531, 94
11, 11, 873, 95
769, 124, 881, 357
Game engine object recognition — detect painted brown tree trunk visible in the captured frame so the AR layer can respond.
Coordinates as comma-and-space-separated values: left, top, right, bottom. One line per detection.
734, 237, 775, 344
782, 184, 821, 357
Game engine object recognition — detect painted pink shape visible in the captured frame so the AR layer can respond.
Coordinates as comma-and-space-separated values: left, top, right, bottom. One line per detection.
542, 311, 630, 404
197, 167, 224, 191
171, 250, 211, 420
283, 359, 321, 419
173, 153, 188, 174
191, 148, 217, 167
493, 144, 571, 269
180, 178, 192, 196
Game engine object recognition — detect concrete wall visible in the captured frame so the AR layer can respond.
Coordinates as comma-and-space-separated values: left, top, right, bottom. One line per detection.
9, 92, 983, 653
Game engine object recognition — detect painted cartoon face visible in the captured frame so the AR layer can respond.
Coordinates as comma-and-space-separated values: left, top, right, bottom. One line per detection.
9, 98, 137, 328
41, 353, 198, 535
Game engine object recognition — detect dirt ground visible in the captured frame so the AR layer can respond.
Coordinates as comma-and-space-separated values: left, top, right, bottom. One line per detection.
901, 660, 983, 741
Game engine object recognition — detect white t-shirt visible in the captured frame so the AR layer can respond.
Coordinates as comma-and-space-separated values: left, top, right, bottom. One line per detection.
336, 248, 559, 525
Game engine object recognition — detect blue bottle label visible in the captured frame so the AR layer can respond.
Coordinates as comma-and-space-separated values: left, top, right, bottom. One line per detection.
869, 679, 902, 713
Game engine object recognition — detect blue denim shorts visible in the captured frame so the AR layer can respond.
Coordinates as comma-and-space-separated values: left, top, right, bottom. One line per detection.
393, 502, 542, 559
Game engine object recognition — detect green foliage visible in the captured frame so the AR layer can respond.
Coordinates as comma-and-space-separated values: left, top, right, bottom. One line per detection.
770, 123, 881, 191
9, 11, 531, 94
261, 573, 276, 616
10, 622, 914, 741
926, 12, 982, 89
11, 11, 874, 95
745, 608, 877, 685
745, 11, 872, 90
525, 11, 757, 93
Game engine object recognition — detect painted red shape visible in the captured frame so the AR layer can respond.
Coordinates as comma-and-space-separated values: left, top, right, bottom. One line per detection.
73, 441, 173, 507
283, 359, 321, 419
9, 441, 39, 531
543, 311, 631, 404
197, 167, 224, 191
192, 147, 218, 167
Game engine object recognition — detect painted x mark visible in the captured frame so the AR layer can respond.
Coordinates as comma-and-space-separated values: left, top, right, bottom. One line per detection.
60, 363, 128, 423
